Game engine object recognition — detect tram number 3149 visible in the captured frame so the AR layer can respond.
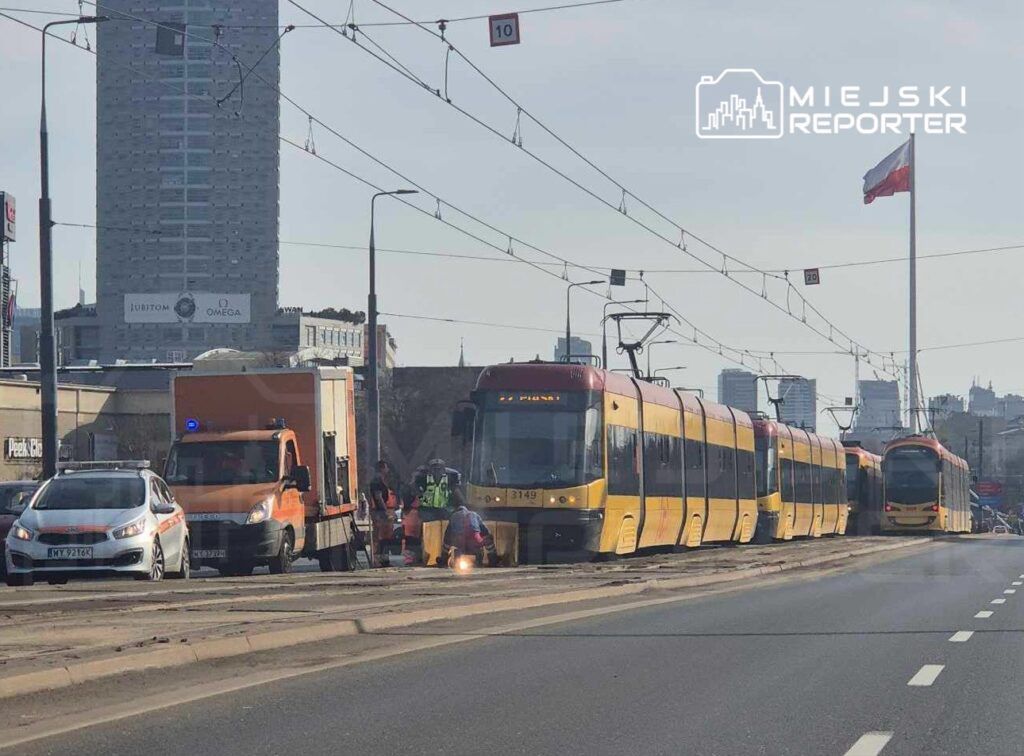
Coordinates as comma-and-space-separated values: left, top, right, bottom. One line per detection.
489, 13, 521, 47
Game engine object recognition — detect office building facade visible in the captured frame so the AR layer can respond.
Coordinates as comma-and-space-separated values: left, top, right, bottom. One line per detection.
855, 379, 901, 431
717, 368, 758, 414
96, 1, 280, 361
778, 377, 817, 431
554, 337, 593, 364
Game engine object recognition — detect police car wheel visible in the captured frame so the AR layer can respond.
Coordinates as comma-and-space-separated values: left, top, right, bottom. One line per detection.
169, 542, 191, 580
135, 540, 165, 581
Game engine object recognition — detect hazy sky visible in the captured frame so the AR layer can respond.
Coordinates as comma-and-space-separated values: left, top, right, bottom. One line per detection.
1, 0, 1022, 429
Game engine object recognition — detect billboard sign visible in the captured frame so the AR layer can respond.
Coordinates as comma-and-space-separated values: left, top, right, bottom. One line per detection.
5, 437, 42, 460
976, 480, 1003, 508
124, 292, 251, 324
1, 193, 14, 241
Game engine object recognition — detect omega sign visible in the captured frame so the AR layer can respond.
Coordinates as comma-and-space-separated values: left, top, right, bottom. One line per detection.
124, 293, 251, 324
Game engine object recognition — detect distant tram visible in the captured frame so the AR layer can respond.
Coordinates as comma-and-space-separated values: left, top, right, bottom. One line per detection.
752, 418, 847, 542
843, 442, 883, 535
881, 436, 971, 534
467, 363, 759, 562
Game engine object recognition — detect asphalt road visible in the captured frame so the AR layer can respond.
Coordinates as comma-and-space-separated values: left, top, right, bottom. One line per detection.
16, 536, 1024, 756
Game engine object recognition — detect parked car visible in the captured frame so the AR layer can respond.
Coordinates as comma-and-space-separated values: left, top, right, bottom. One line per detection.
0, 481, 40, 575
4, 463, 189, 586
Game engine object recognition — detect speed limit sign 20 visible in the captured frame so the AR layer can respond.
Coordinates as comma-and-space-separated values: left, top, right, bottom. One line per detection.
489, 13, 520, 46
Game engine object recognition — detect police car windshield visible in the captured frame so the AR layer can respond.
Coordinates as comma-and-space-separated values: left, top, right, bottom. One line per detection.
33, 476, 145, 511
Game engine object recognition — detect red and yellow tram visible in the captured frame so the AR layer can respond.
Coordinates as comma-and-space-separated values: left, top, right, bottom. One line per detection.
468, 363, 761, 561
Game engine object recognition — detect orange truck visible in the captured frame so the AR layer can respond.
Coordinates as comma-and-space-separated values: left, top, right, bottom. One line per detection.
164, 367, 359, 575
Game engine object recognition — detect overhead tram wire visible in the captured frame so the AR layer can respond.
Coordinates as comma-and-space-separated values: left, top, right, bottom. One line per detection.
295, 0, 898, 379
56, 221, 1022, 278
56, 3, 910, 381
365, 0, 891, 362
1, 9, 848, 385
347, 0, 628, 27
380, 311, 600, 338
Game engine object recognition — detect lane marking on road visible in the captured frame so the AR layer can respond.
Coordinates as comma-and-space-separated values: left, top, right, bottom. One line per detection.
1004, 589, 1016, 594
991, 598, 1006, 604
907, 664, 944, 687
1012, 581, 1022, 586
843, 731, 893, 756
975, 610, 994, 618
949, 630, 974, 642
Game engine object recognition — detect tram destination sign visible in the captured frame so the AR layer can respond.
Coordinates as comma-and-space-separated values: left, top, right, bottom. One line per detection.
497, 392, 564, 405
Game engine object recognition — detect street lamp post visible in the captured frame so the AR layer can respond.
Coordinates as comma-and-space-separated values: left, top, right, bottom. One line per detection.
645, 339, 677, 378
653, 366, 687, 377
601, 298, 646, 368
39, 16, 106, 479
564, 279, 604, 363
367, 189, 417, 467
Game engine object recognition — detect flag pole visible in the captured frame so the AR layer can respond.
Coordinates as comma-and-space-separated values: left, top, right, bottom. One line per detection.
908, 132, 918, 433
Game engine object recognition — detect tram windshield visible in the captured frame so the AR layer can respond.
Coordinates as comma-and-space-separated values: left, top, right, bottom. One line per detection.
884, 446, 940, 505
471, 391, 603, 489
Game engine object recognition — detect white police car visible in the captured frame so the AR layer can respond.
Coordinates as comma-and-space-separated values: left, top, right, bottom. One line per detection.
4, 462, 190, 586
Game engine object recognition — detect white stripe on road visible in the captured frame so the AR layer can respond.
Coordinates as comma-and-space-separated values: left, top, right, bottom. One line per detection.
975, 610, 994, 618
992, 598, 1006, 604
1012, 581, 1022, 586
844, 731, 893, 756
907, 664, 945, 687
1004, 589, 1016, 594
949, 630, 974, 642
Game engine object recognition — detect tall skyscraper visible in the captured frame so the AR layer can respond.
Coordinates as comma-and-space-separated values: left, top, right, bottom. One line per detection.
96, 1, 280, 361
855, 379, 901, 431
717, 368, 758, 414
778, 377, 816, 431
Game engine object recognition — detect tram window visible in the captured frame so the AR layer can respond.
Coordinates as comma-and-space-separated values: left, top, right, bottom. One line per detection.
737, 448, 755, 500
795, 461, 812, 502
780, 458, 795, 501
643, 433, 683, 497
608, 425, 640, 496
684, 439, 705, 498
811, 462, 822, 504
707, 444, 737, 500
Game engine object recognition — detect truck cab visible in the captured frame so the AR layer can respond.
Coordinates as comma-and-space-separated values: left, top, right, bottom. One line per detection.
165, 367, 358, 576
164, 426, 311, 575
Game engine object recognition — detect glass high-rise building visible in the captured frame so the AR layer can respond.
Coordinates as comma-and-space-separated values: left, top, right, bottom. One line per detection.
96, 0, 279, 361
778, 376, 817, 431
717, 368, 758, 414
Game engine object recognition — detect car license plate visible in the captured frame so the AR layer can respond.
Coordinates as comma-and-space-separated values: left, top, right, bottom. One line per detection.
192, 549, 227, 559
47, 546, 93, 560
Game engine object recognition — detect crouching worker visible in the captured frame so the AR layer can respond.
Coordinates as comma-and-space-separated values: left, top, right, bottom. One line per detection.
443, 504, 497, 567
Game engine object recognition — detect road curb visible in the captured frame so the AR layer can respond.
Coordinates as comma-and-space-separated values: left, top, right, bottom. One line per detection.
0, 537, 929, 700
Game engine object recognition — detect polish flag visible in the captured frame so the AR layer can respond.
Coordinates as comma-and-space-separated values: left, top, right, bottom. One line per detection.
863, 140, 911, 204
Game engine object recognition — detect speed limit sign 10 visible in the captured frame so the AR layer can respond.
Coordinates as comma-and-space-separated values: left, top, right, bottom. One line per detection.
489, 13, 520, 46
